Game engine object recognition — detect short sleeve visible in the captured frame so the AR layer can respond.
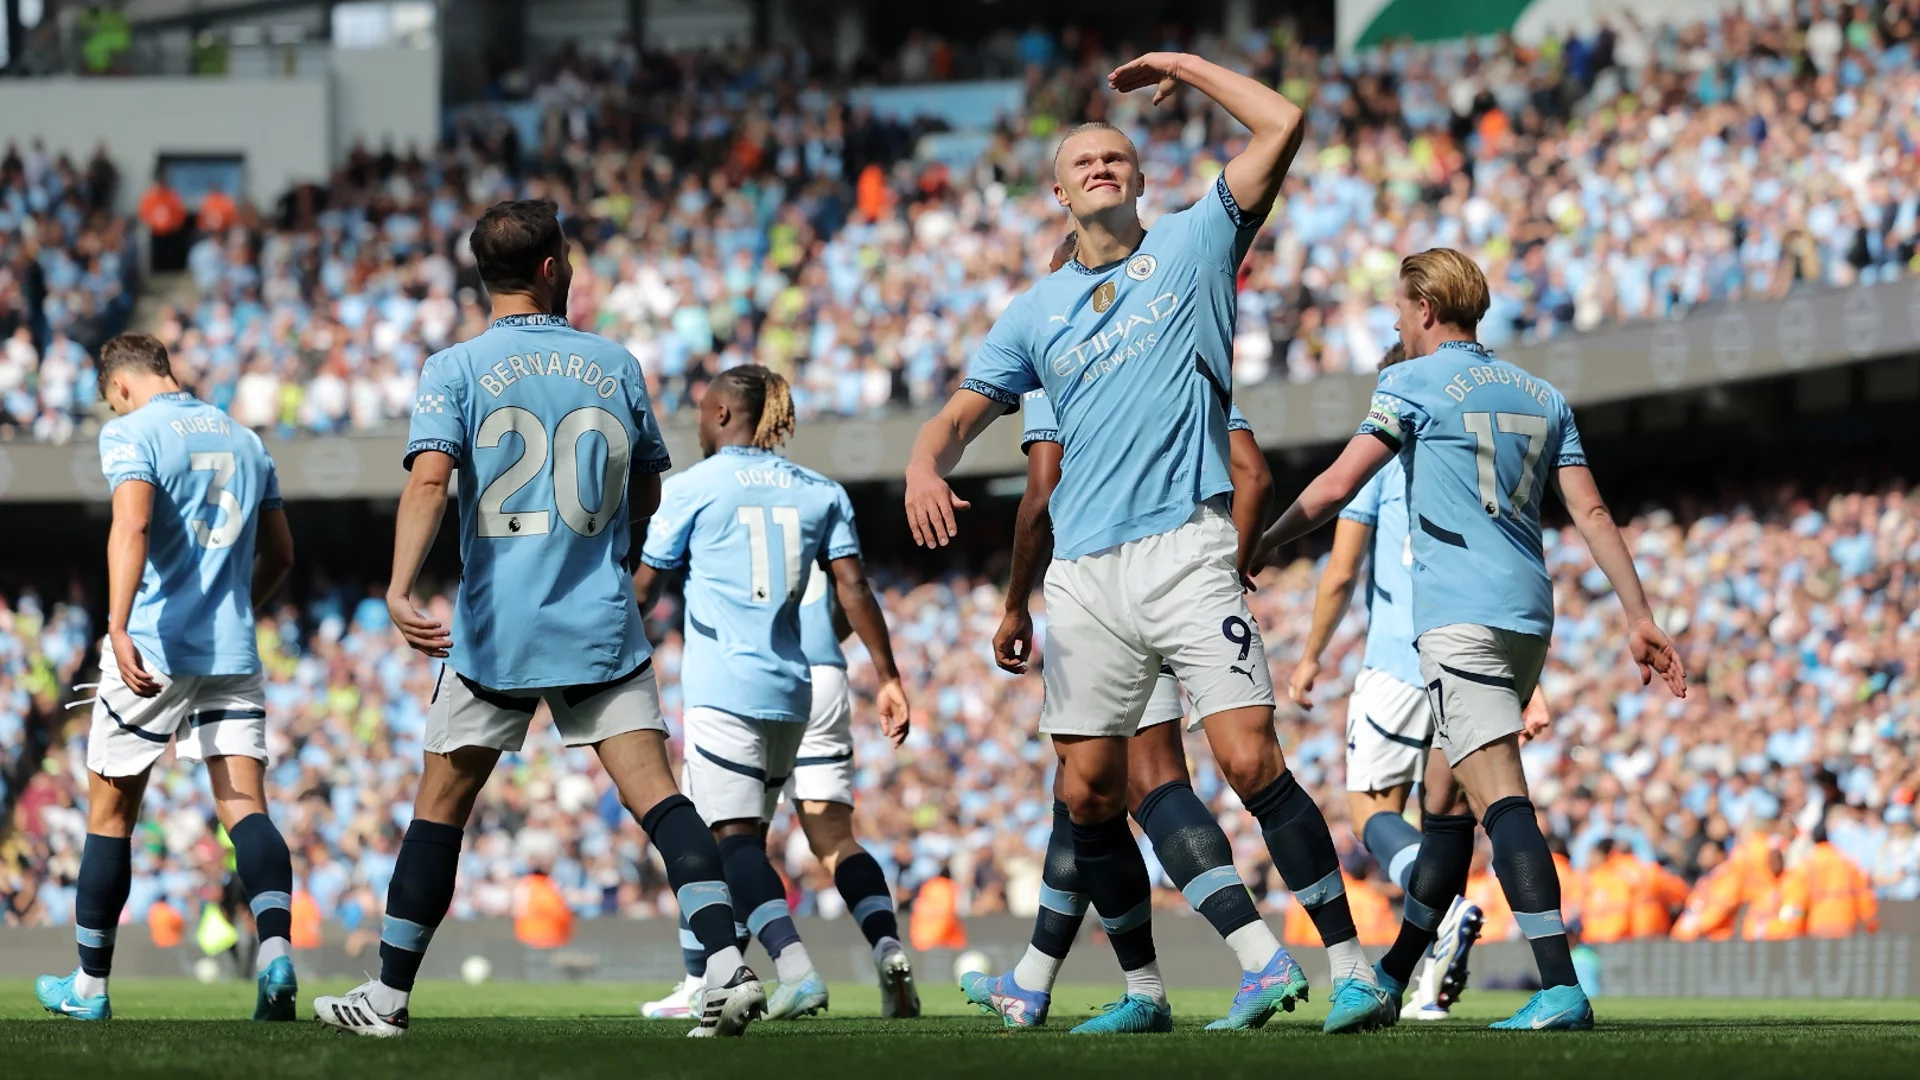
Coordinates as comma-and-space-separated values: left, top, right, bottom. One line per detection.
628, 364, 673, 474
98, 421, 157, 491
405, 351, 466, 469
962, 298, 1038, 405
639, 475, 703, 571
1170, 173, 1267, 273
1358, 367, 1425, 450
1554, 398, 1587, 469
1020, 389, 1058, 451
823, 483, 862, 562
1227, 404, 1253, 434
1340, 469, 1382, 526
259, 446, 284, 511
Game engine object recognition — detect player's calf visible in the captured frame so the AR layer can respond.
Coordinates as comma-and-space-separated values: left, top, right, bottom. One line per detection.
1483, 795, 1580, 992
1378, 810, 1476, 990
643, 795, 758, 1002
228, 809, 298, 1020
1070, 812, 1165, 1010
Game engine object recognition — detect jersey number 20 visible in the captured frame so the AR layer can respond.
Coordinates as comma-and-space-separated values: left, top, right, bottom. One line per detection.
476, 406, 630, 538
1462, 411, 1548, 517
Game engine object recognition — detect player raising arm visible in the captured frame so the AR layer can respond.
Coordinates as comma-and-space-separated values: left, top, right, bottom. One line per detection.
1250, 249, 1686, 1032
37, 334, 300, 1024
315, 200, 765, 1038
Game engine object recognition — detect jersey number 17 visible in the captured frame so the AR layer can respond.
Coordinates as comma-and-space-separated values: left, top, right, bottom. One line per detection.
1462, 411, 1548, 517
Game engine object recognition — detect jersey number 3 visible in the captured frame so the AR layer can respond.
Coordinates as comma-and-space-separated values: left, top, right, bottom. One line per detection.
1462, 411, 1547, 517
476, 406, 631, 538
189, 451, 244, 549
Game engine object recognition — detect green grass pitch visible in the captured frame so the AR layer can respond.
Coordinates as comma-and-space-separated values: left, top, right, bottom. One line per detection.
5, 979, 1918, 1079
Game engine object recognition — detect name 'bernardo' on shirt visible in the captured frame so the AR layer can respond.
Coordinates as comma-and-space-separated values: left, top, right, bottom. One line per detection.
1051, 292, 1180, 384
1439, 364, 1556, 406
478, 352, 622, 399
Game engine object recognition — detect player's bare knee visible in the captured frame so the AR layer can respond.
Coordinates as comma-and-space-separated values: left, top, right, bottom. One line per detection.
1212, 736, 1283, 799
414, 748, 494, 826
85, 770, 147, 836
797, 800, 857, 866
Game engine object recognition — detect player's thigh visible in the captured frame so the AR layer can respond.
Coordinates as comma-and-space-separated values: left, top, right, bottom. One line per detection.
548, 661, 669, 747
86, 643, 189, 781
787, 665, 855, 807
174, 672, 270, 777
425, 665, 540, 755
682, 707, 779, 825
1345, 667, 1431, 795
1039, 551, 1156, 738
204, 752, 270, 830
1418, 624, 1543, 770
1143, 505, 1276, 723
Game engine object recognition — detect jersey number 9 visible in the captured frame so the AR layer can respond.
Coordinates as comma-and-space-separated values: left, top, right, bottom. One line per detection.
476, 406, 631, 538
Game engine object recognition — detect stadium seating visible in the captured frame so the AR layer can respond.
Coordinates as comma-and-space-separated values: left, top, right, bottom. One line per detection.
2, 5, 1918, 442
3, 477, 1915, 938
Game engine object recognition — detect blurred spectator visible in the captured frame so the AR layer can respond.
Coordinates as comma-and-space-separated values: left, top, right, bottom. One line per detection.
139, 170, 189, 273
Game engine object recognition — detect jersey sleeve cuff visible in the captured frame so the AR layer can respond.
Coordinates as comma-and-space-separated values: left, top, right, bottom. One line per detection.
1020, 428, 1058, 449
1227, 417, 1252, 433
1215, 174, 1266, 231
827, 544, 863, 562
1337, 508, 1377, 526
1358, 425, 1403, 452
1555, 453, 1587, 468
404, 439, 461, 470
639, 552, 685, 572
959, 378, 1020, 407
107, 470, 159, 491
635, 452, 673, 474
260, 496, 285, 511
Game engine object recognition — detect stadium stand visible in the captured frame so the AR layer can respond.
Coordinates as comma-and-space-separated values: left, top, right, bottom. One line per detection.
4, 474, 1915, 944
1, 4, 1918, 441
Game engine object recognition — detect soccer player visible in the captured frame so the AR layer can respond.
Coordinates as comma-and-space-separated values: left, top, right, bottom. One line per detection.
36, 332, 299, 1022
906, 53, 1396, 1034
633, 364, 911, 1023
1250, 248, 1688, 1031
314, 200, 764, 1038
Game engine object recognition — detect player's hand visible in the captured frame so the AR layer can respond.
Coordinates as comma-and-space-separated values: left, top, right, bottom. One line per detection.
904, 467, 970, 548
1286, 657, 1320, 711
110, 630, 162, 698
1109, 52, 1189, 106
387, 588, 452, 658
1246, 525, 1283, 580
994, 606, 1035, 674
1521, 686, 1552, 743
875, 678, 911, 747
1628, 616, 1687, 698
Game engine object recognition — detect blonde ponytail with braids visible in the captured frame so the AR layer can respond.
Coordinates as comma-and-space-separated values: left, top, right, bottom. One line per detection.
716, 365, 796, 450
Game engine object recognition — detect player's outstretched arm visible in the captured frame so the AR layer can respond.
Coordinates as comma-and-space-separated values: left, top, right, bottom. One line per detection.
1109, 52, 1304, 219
1290, 517, 1370, 711
830, 556, 909, 747
1249, 434, 1395, 576
1552, 464, 1686, 698
1227, 428, 1274, 585
387, 450, 454, 658
998, 439, 1060, 674
106, 479, 161, 698
904, 388, 1005, 548
251, 507, 295, 612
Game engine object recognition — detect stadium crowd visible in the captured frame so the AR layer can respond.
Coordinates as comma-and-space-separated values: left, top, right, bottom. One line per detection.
4, 2, 1920, 442
3, 473, 1914, 946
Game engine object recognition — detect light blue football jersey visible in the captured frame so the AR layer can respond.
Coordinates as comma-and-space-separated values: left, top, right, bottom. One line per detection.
1358, 341, 1585, 641
640, 448, 861, 721
1020, 388, 1251, 451
1336, 455, 1421, 688
406, 313, 672, 691
797, 475, 862, 669
98, 392, 281, 676
968, 175, 1263, 560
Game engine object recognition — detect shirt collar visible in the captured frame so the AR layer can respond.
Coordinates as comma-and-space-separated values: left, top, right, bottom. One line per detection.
490, 313, 570, 329
151, 391, 196, 403
1436, 340, 1492, 357
716, 445, 775, 457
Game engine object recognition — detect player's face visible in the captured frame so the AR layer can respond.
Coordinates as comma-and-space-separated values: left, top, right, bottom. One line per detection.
696, 390, 725, 457
1052, 131, 1142, 219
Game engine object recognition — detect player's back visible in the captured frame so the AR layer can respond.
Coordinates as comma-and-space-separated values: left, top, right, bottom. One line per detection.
1340, 455, 1420, 688
645, 450, 859, 721
1366, 341, 1584, 641
409, 314, 671, 690
99, 392, 278, 676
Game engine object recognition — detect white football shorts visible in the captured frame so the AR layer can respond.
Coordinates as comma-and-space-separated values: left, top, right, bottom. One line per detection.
86, 640, 268, 778
683, 706, 807, 824
424, 660, 665, 754
785, 664, 855, 807
1417, 623, 1548, 766
1040, 499, 1275, 737
1344, 666, 1433, 793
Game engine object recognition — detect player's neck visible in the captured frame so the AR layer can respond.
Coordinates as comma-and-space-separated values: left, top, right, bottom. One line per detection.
488, 292, 558, 323
1071, 213, 1146, 269
1421, 328, 1477, 354
125, 376, 184, 411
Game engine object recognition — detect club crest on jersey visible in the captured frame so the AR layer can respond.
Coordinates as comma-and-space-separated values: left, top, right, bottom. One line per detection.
1125, 254, 1157, 281
1092, 281, 1118, 313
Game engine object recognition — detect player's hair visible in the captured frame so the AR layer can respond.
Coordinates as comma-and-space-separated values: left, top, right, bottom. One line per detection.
1379, 341, 1408, 369
97, 332, 173, 386
1052, 121, 1139, 176
715, 364, 795, 450
1399, 249, 1490, 330
1049, 231, 1078, 273
470, 199, 564, 295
